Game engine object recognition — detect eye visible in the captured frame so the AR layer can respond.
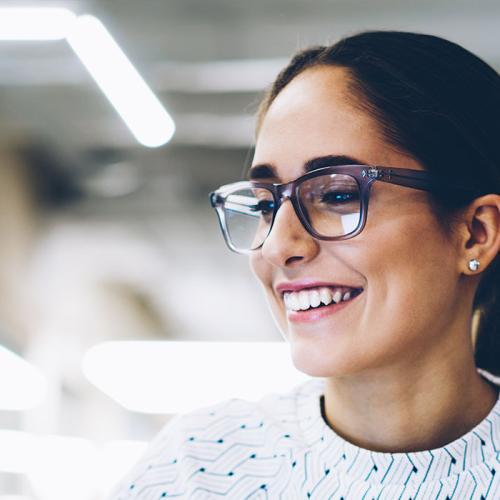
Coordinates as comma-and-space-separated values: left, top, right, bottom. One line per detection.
254, 199, 274, 220
321, 191, 359, 204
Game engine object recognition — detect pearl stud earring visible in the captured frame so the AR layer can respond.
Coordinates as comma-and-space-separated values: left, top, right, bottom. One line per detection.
468, 259, 480, 272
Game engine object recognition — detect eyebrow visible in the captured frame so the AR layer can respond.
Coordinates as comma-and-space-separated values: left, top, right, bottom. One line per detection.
246, 154, 368, 181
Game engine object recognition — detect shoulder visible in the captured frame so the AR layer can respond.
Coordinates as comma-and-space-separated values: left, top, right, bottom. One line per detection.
107, 377, 323, 499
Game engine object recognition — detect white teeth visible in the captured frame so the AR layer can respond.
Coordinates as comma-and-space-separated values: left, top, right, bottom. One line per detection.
283, 286, 358, 312
332, 290, 342, 304
284, 294, 290, 309
319, 287, 333, 306
298, 290, 310, 310
289, 293, 300, 311
309, 289, 321, 308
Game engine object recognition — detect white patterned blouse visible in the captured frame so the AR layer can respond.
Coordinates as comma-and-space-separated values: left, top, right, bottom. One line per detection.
109, 369, 500, 499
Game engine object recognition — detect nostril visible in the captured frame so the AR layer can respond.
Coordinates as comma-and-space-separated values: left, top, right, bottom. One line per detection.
285, 256, 304, 266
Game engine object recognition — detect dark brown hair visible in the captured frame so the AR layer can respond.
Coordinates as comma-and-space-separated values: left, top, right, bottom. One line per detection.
255, 30, 500, 375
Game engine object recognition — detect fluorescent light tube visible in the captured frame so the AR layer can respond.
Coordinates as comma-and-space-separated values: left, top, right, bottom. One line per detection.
0, 8, 76, 40
0, 496, 34, 500
66, 15, 175, 147
83, 341, 311, 414
0, 345, 47, 410
0, 430, 97, 500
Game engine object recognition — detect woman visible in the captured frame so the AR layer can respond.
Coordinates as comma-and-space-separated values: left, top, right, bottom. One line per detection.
110, 30, 500, 499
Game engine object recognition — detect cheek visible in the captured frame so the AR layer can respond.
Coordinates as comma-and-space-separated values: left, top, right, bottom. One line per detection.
247, 199, 460, 377
249, 253, 289, 331
248, 252, 267, 284
358, 212, 458, 348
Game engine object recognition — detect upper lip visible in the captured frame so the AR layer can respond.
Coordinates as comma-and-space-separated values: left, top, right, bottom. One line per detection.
275, 279, 364, 295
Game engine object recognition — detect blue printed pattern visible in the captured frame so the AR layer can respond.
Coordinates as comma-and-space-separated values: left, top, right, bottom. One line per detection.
110, 373, 500, 499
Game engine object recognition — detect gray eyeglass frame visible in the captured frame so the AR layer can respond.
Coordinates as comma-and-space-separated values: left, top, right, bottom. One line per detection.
209, 164, 479, 255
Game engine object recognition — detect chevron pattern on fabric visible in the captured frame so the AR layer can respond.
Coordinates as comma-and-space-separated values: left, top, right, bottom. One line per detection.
109, 372, 500, 500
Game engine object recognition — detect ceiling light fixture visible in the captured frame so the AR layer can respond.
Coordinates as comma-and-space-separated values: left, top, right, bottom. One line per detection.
0, 7, 76, 40
66, 15, 175, 148
0, 345, 47, 410
0, 8, 175, 147
83, 341, 310, 414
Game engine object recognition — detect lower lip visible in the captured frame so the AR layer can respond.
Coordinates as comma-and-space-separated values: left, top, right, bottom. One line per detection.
286, 291, 363, 324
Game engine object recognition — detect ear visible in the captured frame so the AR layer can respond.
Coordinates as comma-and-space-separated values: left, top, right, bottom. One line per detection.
458, 194, 500, 275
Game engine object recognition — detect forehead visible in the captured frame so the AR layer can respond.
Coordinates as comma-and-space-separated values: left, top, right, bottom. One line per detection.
252, 66, 405, 181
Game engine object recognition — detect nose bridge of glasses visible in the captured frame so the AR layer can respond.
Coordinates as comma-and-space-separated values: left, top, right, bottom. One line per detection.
275, 183, 294, 206
271, 182, 304, 231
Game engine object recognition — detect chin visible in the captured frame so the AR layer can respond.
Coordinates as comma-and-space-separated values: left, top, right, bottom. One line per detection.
287, 338, 364, 378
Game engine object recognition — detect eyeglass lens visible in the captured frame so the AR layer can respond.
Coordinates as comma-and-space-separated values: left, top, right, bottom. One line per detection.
222, 174, 361, 251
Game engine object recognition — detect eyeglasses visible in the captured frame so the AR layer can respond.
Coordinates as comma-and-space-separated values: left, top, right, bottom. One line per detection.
209, 164, 478, 255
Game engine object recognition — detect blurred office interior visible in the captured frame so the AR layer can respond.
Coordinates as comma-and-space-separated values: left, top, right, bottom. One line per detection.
0, 0, 498, 498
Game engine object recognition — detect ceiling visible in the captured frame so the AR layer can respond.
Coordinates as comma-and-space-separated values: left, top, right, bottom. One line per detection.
0, 0, 499, 153
0, 0, 497, 219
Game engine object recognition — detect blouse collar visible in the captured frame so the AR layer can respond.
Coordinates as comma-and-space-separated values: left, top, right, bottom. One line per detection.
296, 370, 500, 486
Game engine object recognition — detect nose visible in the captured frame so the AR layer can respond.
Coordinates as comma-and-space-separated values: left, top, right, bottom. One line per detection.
260, 197, 320, 267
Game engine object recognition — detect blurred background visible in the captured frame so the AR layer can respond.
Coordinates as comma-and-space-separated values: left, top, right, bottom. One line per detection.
0, 0, 498, 498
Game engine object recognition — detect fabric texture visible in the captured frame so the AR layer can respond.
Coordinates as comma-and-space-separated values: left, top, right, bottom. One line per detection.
109, 369, 500, 499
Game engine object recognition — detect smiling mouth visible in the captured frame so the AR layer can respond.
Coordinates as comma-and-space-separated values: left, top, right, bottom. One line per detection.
283, 286, 364, 312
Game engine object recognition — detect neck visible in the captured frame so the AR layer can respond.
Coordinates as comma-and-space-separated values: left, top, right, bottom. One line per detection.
322, 344, 499, 453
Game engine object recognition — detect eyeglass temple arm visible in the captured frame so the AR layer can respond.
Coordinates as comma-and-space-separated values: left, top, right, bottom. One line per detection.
374, 167, 478, 194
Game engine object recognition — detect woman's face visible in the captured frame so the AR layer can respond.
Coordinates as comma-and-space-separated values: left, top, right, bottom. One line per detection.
249, 66, 463, 377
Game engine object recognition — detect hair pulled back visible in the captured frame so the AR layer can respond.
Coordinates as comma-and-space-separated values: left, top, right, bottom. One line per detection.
256, 30, 500, 375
